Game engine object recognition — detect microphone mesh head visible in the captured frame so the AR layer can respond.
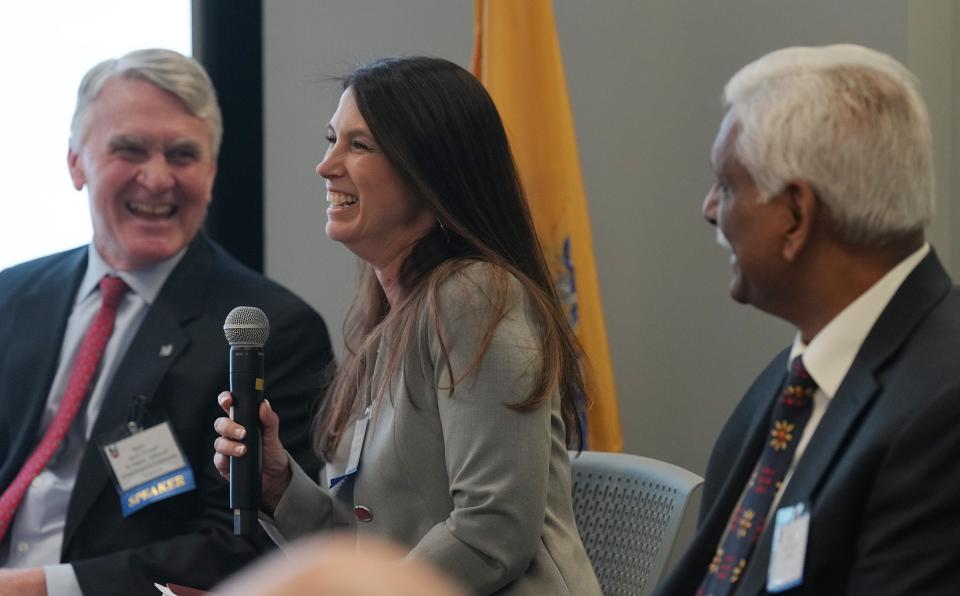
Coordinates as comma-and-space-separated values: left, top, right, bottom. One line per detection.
224, 306, 270, 347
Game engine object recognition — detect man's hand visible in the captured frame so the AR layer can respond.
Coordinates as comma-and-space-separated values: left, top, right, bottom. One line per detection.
0, 567, 47, 596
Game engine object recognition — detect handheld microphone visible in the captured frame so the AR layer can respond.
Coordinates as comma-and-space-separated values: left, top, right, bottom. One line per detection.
223, 306, 269, 536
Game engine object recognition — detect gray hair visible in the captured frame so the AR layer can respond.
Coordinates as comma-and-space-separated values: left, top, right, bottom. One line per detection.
721, 44, 934, 246
70, 48, 223, 157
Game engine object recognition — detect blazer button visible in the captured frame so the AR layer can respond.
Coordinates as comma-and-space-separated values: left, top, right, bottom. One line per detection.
354, 505, 373, 522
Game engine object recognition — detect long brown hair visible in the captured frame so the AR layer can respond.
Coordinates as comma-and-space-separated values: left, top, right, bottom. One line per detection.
313, 56, 587, 459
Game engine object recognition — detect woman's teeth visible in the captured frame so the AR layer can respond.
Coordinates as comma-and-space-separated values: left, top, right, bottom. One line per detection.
327, 191, 358, 207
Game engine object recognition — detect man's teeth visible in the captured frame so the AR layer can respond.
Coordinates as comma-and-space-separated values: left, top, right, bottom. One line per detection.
715, 228, 732, 250
128, 202, 175, 216
327, 191, 358, 207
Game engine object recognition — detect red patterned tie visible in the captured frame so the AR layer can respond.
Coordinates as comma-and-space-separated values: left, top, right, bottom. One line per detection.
697, 356, 816, 596
0, 275, 128, 541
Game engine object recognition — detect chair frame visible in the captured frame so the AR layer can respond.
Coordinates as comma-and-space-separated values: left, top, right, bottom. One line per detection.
569, 451, 704, 596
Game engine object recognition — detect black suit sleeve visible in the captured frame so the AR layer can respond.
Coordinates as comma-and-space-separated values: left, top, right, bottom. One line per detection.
69, 298, 333, 594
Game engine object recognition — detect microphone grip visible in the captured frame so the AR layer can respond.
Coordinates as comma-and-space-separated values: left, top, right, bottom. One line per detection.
229, 346, 263, 536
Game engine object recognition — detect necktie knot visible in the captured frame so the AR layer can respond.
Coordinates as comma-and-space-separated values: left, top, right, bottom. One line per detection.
789, 356, 812, 383
100, 275, 128, 310
782, 356, 817, 408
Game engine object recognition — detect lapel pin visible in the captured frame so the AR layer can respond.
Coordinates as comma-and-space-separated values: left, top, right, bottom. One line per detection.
159, 344, 174, 358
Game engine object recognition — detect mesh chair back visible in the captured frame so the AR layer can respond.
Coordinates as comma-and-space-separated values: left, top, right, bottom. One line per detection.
569, 451, 703, 596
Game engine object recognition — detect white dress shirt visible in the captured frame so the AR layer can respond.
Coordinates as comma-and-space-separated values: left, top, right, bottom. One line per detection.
0, 245, 183, 595
771, 242, 930, 513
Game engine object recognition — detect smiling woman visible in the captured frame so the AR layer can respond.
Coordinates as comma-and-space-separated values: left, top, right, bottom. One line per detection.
318, 88, 437, 291
213, 56, 603, 595
0, 1, 191, 271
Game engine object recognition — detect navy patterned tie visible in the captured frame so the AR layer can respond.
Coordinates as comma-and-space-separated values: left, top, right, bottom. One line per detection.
697, 356, 816, 596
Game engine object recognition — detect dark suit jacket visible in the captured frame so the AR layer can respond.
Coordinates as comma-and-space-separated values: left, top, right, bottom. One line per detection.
0, 233, 333, 595
656, 250, 960, 595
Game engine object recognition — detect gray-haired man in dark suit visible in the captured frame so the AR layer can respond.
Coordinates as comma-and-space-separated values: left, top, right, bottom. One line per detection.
658, 44, 960, 595
0, 48, 333, 595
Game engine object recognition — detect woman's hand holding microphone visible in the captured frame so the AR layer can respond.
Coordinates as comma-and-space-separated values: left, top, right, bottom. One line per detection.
213, 392, 293, 512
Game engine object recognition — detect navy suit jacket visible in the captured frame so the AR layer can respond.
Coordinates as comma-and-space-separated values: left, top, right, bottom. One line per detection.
656, 250, 960, 595
0, 233, 333, 594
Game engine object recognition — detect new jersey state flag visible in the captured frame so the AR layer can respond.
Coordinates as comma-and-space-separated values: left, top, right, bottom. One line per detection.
472, 0, 622, 451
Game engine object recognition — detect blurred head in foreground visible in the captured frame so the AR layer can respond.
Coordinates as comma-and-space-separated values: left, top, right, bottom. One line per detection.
216, 534, 467, 596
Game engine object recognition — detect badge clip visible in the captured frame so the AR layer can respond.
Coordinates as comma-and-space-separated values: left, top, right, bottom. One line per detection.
126, 394, 149, 434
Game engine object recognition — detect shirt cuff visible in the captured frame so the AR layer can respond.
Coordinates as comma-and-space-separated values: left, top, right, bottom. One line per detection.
43, 564, 83, 596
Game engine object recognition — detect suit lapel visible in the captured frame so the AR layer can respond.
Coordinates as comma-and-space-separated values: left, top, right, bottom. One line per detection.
663, 355, 787, 595
738, 363, 879, 594
703, 362, 786, 527
0, 249, 86, 488
62, 238, 212, 551
737, 250, 952, 595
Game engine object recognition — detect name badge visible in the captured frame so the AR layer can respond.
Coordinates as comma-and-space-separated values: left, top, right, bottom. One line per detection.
99, 421, 196, 516
767, 502, 810, 593
328, 406, 371, 489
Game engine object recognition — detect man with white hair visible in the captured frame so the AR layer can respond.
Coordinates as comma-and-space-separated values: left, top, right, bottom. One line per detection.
0, 49, 333, 595
656, 45, 960, 595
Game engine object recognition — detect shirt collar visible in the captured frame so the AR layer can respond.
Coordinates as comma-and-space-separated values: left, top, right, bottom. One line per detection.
788, 243, 930, 398
77, 244, 188, 306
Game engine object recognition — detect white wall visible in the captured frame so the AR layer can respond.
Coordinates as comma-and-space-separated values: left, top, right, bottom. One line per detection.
263, 0, 471, 356
263, 0, 956, 476
909, 0, 959, 272
0, 1, 192, 271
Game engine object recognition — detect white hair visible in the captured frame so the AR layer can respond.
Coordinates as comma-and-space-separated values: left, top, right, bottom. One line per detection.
69, 48, 223, 157
722, 44, 934, 246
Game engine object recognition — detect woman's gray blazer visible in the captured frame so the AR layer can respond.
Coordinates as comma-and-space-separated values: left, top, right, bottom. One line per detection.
270, 263, 601, 595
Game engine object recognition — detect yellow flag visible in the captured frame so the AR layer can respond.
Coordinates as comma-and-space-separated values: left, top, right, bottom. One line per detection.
472, 0, 622, 451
